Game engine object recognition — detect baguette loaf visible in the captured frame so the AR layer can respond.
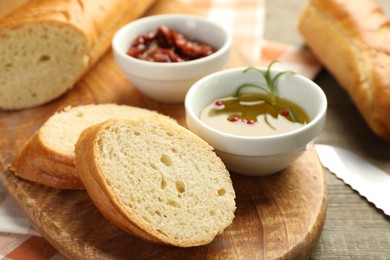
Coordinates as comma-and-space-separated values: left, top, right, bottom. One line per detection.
75, 118, 236, 247
0, 0, 156, 110
11, 103, 174, 189
297, 0, 390, 141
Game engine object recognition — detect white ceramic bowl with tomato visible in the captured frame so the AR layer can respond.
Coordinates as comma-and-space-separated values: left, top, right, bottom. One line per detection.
112, 14, 232, 103
185, 66, 327, 176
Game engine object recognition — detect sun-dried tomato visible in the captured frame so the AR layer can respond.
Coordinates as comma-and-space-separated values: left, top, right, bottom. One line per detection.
126, 25, 215, 62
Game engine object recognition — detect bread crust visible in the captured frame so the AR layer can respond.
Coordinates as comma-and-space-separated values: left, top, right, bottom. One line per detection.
11, 132, 84, 189
297, 0, 390, 140
0, 0, 156, 110
0, 0, 29, 18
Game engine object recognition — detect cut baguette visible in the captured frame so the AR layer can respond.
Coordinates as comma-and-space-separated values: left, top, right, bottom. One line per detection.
11, 103, 173, 189
0, 0, 156, 110
297, 0, 390, 140
75, 117, 236, 247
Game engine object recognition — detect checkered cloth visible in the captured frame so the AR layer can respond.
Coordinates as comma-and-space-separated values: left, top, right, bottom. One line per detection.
0, 0, 321, 259
0, 183, 62, 259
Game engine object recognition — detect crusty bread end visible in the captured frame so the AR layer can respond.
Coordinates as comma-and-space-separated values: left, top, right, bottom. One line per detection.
0, 0, 156, 110
297, 0, 390, 140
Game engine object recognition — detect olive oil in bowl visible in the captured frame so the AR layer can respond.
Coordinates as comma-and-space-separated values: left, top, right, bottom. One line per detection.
200, 63, 309, 137
201, 94, 309, 137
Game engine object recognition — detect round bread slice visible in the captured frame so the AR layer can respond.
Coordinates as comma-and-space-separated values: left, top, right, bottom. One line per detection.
11, 103, 173, 189
75, 117, 236, 247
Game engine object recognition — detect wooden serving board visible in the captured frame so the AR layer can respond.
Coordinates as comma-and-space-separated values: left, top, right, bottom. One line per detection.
0, 1, 327, 259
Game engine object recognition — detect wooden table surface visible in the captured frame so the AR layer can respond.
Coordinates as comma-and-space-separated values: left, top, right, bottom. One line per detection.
1, 1, 389, 259
266, 0, 390, 259
0, 1, 328, 258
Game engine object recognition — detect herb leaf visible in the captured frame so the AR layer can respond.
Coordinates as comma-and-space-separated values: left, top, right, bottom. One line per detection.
238, 61, 296, 104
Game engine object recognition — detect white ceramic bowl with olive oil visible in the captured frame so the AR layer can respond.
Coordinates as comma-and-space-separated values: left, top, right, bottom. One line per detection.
185, 65, 327, 176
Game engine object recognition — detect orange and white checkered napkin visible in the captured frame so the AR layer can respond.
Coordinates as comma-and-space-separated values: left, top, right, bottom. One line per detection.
182, 0, 265, 63
182, 0, 321, 78
0, 1, 321, 259
0, 183, 64, 259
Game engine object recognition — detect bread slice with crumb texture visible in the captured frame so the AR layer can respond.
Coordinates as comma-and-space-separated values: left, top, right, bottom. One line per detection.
11, 103, 173, 189
75, 117, 236, 247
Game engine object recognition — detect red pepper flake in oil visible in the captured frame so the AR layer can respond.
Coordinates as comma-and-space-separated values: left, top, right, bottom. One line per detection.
281, 109, 289, 117
215, 100, 224, 106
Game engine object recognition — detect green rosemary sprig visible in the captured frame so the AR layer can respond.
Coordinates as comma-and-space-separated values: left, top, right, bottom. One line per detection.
285, 107, 298, 123
234, 61, 296, 104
